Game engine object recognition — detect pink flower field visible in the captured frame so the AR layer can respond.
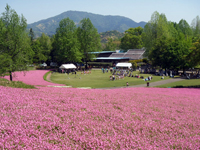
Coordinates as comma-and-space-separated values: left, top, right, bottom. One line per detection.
0, 70, 200, 149
3, 70, 65, 86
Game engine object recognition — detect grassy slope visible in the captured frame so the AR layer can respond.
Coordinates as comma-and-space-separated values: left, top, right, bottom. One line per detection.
156, 78, 200, 88
50, 70, 171, 88
0, 78, 35, 89
27, 66, 36, 71
0, 67, 36, 89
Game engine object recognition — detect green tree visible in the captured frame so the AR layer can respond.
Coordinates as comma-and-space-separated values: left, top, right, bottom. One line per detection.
0, 5, 34, 81
0, 19, 6, 53
77, 18, 101, 69
0, 19, 11, 75
173, 33, 192, 70
149, 35, 172, 69
31, 40, 46, 64
29, 28, 35, 44
103, 38, 117, 51
178, 19, 193, 37
149, 32, 192, 71
131, 61, 137, 71
120, 27, 143, 51
143, 12, 173, 57
187, 39, 200, 67
53, 18, 81, 64
191, 16, 200, 38
37, 33, 52, 63
28, 32, 51, 64
145, 12, 193, 71
50, 34, 56, 62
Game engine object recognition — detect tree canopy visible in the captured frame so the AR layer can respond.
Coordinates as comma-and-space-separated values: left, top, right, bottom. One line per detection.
143, 11, 196, 70
53, 18, 82, 64
103, 38, 117, 51
77, 18, 101, 68
0, 5, 34, 80
191, 16, 200, 38
187, 39, 200, 67
120, 27, 143, 51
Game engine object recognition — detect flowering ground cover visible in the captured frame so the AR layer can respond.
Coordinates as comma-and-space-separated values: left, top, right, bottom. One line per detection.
3, 70, 65, 86
0, 70, 200, 149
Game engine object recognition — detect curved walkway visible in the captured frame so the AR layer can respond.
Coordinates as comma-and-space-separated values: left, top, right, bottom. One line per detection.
130, 78, 184, 87
97, 78, 184, 89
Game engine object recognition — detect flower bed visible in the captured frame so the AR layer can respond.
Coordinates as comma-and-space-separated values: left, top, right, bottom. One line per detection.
0, 85, 200, 149
3, 70, 65, 86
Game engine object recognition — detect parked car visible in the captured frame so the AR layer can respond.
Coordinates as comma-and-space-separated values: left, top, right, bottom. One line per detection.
27, 64, 34, 67
50, 62, 58, 67
39, 63, 47, 67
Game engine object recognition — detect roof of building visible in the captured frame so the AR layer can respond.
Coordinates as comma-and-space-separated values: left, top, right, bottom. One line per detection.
109, 53, 125, 57
123, 54, 143, 60
95, 57, 129, 60
89, 51, 116, 54
93, 49, 145, 61
126, 49, 145, 54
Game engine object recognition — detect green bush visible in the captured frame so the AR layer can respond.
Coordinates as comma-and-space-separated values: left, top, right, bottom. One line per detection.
132, 62, 137, 70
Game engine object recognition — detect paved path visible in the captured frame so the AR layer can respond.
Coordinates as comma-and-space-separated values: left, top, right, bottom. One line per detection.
97, 78, 185, 89
130, 78, 184, 87
46, 71, 52, 82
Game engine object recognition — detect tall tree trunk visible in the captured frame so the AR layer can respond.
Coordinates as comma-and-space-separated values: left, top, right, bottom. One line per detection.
9, 71, 12, 81
183, 66, 186, 76
85, 61, 88, 70
176, 68, 179, 76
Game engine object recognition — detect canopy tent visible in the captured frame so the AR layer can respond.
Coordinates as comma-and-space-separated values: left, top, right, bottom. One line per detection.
59, 64, 76, 69
116, 63, 132, 69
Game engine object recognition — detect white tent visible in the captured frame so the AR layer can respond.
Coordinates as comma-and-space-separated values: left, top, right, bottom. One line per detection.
116, 63, 132, 69
59, 64, 76, 69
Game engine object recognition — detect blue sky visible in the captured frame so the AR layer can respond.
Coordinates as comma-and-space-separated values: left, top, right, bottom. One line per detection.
0, 0, 199, 24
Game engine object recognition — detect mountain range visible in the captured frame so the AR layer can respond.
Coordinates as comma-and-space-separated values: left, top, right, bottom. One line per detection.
27, 11, 146, 38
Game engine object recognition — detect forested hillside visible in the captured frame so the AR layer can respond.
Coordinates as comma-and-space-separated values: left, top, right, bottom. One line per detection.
99, 30, 124, 43
27, 11, 146, 37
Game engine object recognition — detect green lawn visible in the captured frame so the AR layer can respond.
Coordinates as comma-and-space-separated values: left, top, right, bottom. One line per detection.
50, 69, 171, 88
156, 78, 200, 88
0, 78, 35, 89
28, 66, 36, 70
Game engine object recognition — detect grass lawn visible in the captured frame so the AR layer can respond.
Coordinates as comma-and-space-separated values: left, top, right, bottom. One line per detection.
0, 78, 35, 89
28, 66, 36, 70
156, 78, 200, 88
50, 69, 171, 88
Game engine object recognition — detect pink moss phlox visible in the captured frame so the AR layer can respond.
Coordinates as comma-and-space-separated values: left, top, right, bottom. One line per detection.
0, 70, 200, 149
3, 70, 65, 86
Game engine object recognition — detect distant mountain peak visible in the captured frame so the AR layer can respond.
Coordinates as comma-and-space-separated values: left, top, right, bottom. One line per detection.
27, 10, 146, 37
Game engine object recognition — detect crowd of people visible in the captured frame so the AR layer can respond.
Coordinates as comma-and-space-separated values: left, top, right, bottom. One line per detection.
81, 71, 91, 74
106, 67, 154, 82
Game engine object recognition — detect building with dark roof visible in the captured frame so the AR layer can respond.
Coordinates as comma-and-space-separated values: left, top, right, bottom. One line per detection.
93, 49, 145, 62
